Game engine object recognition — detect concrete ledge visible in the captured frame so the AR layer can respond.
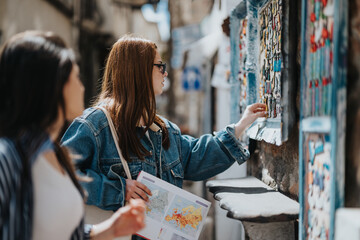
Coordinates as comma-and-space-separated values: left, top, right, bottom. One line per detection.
206, 176, 299, 222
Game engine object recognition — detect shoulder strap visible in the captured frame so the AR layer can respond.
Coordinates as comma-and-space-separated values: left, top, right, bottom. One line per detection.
94, 106, 132, 180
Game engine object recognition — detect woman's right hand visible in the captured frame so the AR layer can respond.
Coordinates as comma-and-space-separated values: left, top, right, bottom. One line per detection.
110, 199, 146, 237
234, 103, 267, 138
125, 179, 152, 202
91, 199, 146, 240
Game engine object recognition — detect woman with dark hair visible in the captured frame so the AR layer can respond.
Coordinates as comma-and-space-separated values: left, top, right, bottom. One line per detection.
0, 31, 145, 240
62, 35, 267, 238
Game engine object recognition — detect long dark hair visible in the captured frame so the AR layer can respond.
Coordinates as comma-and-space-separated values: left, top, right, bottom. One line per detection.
0, 31, 83, 194
94, 35, 169, 162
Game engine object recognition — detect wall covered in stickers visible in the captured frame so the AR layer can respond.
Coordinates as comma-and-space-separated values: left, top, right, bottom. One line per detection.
299, 0, 348, 239
258, 0, 282, 120
230, 0, 296, 146
226, 0, 360, 238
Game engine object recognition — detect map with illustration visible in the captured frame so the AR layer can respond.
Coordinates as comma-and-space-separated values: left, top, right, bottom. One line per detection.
136, 171, 210, 240
164, 196, 204, 237
139, 180, 172, 222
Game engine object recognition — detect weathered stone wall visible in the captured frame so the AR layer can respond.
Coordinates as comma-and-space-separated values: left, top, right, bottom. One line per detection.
247, 125, 300, 200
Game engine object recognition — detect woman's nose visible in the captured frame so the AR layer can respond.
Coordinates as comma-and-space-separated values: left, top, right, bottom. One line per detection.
164, 71, 168, 77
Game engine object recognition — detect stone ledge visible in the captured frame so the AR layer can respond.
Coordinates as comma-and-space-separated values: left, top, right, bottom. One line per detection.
206, 176, 299, 223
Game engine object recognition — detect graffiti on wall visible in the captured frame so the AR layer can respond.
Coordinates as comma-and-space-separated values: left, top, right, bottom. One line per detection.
258, 0, 282, 119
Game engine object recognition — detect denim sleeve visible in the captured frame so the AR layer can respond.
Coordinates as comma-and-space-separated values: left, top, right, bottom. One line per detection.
61, 119, 126, 210
179, 124, 250, 181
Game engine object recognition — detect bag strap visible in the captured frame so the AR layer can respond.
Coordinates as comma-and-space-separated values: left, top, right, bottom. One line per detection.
94, 106, 132, 180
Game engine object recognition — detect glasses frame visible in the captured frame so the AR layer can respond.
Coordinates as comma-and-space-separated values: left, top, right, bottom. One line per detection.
153, 63, 166, 74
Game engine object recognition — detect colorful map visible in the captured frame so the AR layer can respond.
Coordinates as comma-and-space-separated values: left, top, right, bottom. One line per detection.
140, 180, 172, 222
136, 171, 210, 240
164, 196, 204, 237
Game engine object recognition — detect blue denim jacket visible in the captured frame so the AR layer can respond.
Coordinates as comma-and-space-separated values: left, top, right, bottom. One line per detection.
61, 107, 249, 211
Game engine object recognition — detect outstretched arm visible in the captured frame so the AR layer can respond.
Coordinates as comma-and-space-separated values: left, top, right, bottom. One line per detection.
234, 103, 267, 139
90, 199, 146, 240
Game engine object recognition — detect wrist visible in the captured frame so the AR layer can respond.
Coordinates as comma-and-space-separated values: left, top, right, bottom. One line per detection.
89, 225, 96, 239
91, 219, 114, 240
234, 120, 246, 139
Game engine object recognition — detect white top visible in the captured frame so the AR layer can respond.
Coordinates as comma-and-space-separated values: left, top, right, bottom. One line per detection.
32, 154, 84, 240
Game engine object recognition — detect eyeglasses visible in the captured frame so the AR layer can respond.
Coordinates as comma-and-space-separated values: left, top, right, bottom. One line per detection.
153, 63, 166, 74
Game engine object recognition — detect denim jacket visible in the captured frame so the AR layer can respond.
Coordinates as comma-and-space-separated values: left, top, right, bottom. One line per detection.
61, 107, 249, 211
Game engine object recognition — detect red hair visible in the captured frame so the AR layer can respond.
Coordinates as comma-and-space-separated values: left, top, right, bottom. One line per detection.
95, 35, 169, 161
